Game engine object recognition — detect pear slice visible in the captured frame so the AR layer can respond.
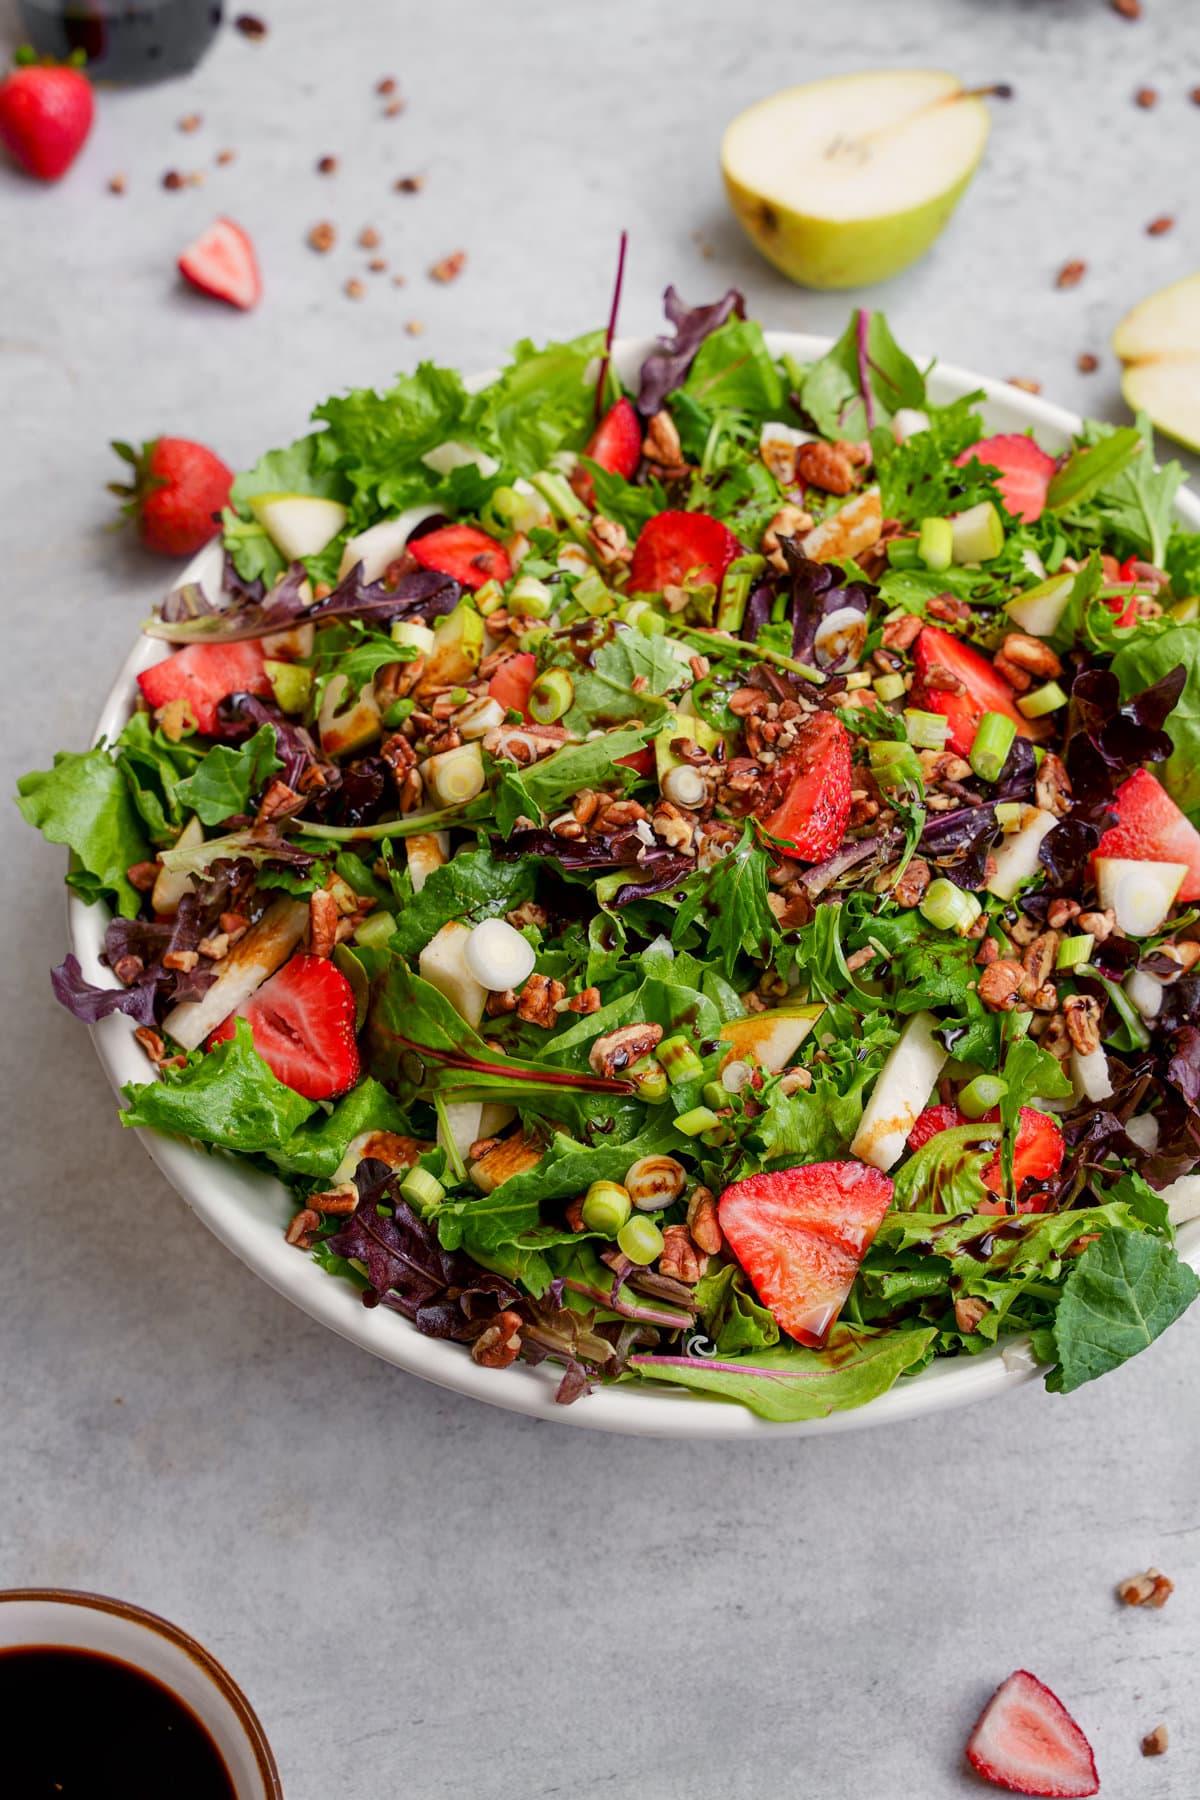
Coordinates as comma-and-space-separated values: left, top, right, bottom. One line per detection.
247, 493, 347, 560
721, 69, 991, 289
1114, 275, 1200, 452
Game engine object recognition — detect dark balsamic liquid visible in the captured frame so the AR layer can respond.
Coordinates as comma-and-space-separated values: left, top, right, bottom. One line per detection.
0, 1644, 237, 1798
18, 2, 225, 85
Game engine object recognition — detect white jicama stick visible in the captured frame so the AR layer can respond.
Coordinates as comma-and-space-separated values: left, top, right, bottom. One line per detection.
418, 921, 487, 1027
162, 898, 308, 1051
850, 1010, 948, 1171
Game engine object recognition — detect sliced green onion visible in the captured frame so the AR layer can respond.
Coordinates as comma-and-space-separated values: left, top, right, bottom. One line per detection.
509, 575, 554, 619
721, 1059, 754, 1094
869, 740, 923, 793
353, 910, 396, 949
887, 540, 922, 570
969, 711, 1018, 783
628, 1055, 669, 1103
715, 554, 766, 633
637, 608, 668, 638
1056, 933, 1094, 972
918, 515, 954, 573
581, 1180, 632, 1237
620, 599, 651, 626
844, 670, 873, 691
920, 877, 982, 935
873, 672, 907, 703
658, 1035, 705, 1084
475, 584, 507, 619
490, 483, 550, 535
905, 708, 950, 750
527, 668, 574, 724
617, 1215, 665, 1265
674, 1105, 722, 1138
423, 741, 485, 807
383, 696, 415, 728
958, 1074, 1007, 1118
530, 468, 589, 524
1017, 680, 1068, 719
702, 1080, 727, 1110
995, 800, 1023, 831
399, 1168, 445, 1217
574, 570, 613, 617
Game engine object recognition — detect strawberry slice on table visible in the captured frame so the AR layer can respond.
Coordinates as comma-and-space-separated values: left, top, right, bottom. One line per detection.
111, 436, 234, 558
1094, 766, 1200, 902
907, 1105, 1064, 1212
137, 639, 271, 736
487, 650, 538, 717
178, 217, 262, 311
758, 711, 852, 861
409, 524, 511, 590
628, 510, 742, 596
717, 1160, 894, 1346
913, 624, 1033, 758
966, 1669, 1099, 1797
575, 397, 642, 506
207, 954, 360, 1101
0, 54, 93, 181
954, 432, 1056, 524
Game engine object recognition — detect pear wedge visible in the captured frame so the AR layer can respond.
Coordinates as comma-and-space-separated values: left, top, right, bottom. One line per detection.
1114, 274, 1200, 452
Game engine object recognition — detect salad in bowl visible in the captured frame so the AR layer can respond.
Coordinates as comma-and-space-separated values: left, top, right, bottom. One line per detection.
19, 288, 1200, 1424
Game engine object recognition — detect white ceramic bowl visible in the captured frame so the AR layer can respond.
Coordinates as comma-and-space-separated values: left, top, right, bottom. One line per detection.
68, 333, 1200, 1438
0, 1588, 281, 1797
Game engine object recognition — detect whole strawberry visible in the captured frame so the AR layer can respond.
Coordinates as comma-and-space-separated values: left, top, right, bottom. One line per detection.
110, 438, 234, 557
0, 49, 93, 182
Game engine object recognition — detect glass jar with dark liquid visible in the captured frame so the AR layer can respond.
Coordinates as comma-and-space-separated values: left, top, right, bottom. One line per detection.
18, 2, 224, 84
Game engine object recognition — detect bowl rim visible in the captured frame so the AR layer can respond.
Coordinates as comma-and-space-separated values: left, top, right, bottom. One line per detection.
0, 1586, 282, 1796
66, 329, 1200, 1439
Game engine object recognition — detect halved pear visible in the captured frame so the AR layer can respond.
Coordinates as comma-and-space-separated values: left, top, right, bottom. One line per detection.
247, 492, 347, 560
1114, 275, 1200, 452
721, 70, 991, 289
718, 1002, 824, 1072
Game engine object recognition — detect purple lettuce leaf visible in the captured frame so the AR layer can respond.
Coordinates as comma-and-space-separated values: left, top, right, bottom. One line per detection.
636, 285, 746, 416
778, 542, 874, 665
51, 953, 159, 1026
148, 557, 462, 645
920, 804, 998, 891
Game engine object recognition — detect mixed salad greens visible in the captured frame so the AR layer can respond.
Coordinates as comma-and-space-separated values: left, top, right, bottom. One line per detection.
19, 288, 1200, 1419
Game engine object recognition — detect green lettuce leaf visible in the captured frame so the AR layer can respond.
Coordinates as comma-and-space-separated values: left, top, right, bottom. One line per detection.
173, 724, 281, 826
114, 713, 204, 846
629, 1325, 936, 1421
673, 829, 780, 982
493, 722, 657, 831
1039, 1229, 1199, 1393
17, 746, 151, 918
389, 847, 536, 957
801, 311, 925, 441
680, 317, 784, 420
1111, 625, 1200, 814
121, 1018, 316, 1150
694, 1260, 779, 1353
475, 331, 605, 473
269, 1078, 418, 1180
313, 362, 476, 518
556, 631, 685, 731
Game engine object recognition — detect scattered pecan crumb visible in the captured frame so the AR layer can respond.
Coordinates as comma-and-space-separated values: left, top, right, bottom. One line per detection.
368, 257, 387, 273
1135, 86, 1158, 108
133, 1028, 166, 1064
1056, 259, 1087, 289
429, 250, 466, 283
405, 318, 425, 335
215, 148, 236, 165
1077, 351, 1099, 374
161, 169, 185, 190
1111, 0, 1140, 16
564, 1196, 586, 1232
1147, 215, 1175, 236
471, 1311, 523, 1369
163, 949, 199, 973
108, 172, 127, 194
316, 153, 338, 174
383, 98, 405, 117
395, 174, 424, 193
954, 1295, 990, 1334
1192, 85, 1200, 106
185, 170, 206, 187
1141, 1724, 1169, 1757
1118, 1568, 1173, 1607
376, 75, 397, 95
234, 13, 268, 38
179, 112, 203, 132
1008, 376, 1042, 394
286, 1207, 321, 1249
307, 220, 336, 253
126, 860, 159, 891
358, 225, 380, 249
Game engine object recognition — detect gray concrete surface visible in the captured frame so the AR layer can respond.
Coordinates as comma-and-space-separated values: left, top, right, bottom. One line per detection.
2, 1, 1198, 1794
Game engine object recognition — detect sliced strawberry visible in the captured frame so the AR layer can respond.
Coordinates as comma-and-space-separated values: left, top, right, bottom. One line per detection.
576, 397, 643, 506
955, 432, 1056, 524
207, 954, 360, 1100
628, 510, 741, 596
409, 524, 511, 590
966, 1670, 1099, 1797
178, 217, 261, 311
1094, 766, 1200, 903
137, 639, 271, 736
913, 624, 1033, 757
487, 650, 537, 716
617, 747, 656, 778
717, 1160, 894, 1346
758, 711, 852, 862
907, 1104, 1064, 1212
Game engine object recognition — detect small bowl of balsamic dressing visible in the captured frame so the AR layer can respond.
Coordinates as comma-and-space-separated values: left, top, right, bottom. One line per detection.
0, 1588, 281, 1800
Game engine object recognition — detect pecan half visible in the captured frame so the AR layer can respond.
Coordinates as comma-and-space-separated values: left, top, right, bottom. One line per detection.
1063, 992, 1102, 1055
516, 974, 567, 1028
471, 1311, 523, 1369
1035, 751, 1072, 817
658, 1224, 709, 1285
978, 958, 1027, 1011
1002, 631, 1063, 680
686, 1185, 722, 1255
1118, 1568, 1173, 1608
795, 439, 855, 496
588, 1021, 664, 1078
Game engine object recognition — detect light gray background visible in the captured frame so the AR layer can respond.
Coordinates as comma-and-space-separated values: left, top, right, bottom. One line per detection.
3, 2, 1199, 1795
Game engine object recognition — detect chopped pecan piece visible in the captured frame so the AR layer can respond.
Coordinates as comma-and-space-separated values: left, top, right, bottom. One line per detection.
126, 860, 161, 892
567, 987, 602, 1014
256, 778, 303, 823
1063, 992, 1102, 1055
762, 505, 813, 570
1002, 631, 1062, 679
652, 801, 695, 851
286, 1207, 322, 1249
1077, 908, 1115, 942
644, 409, 683, 469
795, 439, 855, 496
1035, 752, 1072, 817
1141, 1725, 1168, 1758
1022, 930, 1059, 992
954, 1295, 990, 1334
890, 857, 931, 908
588, 1021, 664, 1078
1047, 897, 1080, 929
162, 949, 199, 973
588, 514, 632, 569
133, 1027, 167, 1063
880, 611, 922, 652
516, 974, 567, 1028
978, 958, 1027, 1011
992, 651, 1032, 693
308, 888, 339, 958
112, 954, 145, 985
471, 1311, 523, 1368
686, 1185, 722, 1255
1118, 1568, 1173, 1608
658, 1224, 709, 1285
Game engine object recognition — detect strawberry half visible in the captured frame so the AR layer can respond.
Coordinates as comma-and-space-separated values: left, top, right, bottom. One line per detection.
955, 432, 1056, 524
717, 1160, 894, 1346
576, 397, 643, 506
137, 639, 271, 736
913, 624, 1033, 757
966, 1670, 1099, 1797
0, 57, 93, 181
487, 650, 537, 717
409, 524, 511, 590
207, 954, 360, 1100
628, 510, 742, 596
907, 1104, 1064, 1212
1094, 766, 1200, 903
111, 436, 234, 558
759, 711, 852, 862
179, 217, 262, 311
